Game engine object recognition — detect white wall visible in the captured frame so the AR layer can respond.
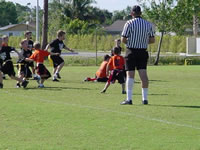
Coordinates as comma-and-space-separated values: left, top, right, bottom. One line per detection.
0, 31, 36, 36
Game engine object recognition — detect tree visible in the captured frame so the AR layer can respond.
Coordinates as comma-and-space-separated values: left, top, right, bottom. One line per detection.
48, 0, 111, 34
0, 0, 18, 26
112, 6, 132, 22
138, 0, 176, 65
175, 0, 200, 37
62, 0, 96, 20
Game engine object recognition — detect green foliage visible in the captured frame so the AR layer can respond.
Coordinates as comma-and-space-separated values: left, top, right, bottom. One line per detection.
0, 0, 17, 26
8, 34, 186, 54
112, 6, 132, 22
148, 35, 186, 53
64, 19, 90, 34
15, 3, 32, 23
139, 0, 175, 33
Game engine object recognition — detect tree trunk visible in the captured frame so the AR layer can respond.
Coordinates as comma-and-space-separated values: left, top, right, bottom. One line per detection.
42, 0, 48, 49
193, 14, 198, 37
154, 31, 164, 65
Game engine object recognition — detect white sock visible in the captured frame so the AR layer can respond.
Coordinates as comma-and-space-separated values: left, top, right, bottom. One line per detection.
53, 74, 57, 79
142, 88, 148, 101
126, 78, 134, 101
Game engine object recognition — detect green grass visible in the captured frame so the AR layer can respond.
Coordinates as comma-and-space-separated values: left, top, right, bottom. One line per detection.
1, 66, 200, 150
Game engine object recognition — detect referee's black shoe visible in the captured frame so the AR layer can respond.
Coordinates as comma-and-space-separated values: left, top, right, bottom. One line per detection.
120, 100, 132, 105
142, 100, 148, 105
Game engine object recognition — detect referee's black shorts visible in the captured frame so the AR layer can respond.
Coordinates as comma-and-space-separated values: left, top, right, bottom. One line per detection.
125, 48, 149, 71
50, 55, 64, 68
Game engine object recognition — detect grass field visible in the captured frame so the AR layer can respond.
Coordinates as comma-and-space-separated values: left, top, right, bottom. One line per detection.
0, 65, 200, 150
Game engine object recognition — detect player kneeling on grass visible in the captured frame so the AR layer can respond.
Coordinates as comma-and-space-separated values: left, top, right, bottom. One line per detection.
84, 55, 111, 82
16, 39, 33, 88
25, 42, 59, 88
0, 37, 29, 88
101, 47, 126, 94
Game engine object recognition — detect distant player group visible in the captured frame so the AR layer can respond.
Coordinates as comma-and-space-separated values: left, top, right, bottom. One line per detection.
84, 39, 126, 94
0, 30, 74, 89
0, 5, 155, 105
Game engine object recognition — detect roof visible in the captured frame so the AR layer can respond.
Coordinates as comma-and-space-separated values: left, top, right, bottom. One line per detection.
0, 24, 18, 31
0, 23, 35, 31
104, 20, 127, 33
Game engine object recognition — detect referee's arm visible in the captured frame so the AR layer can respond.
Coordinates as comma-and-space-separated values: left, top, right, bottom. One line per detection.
121, 36, 128, 44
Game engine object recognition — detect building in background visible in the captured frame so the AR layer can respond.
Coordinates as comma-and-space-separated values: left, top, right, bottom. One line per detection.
0, 23, 36, 36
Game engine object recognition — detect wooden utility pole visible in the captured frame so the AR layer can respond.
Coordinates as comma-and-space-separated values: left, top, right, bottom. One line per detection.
42, 0, 48, 49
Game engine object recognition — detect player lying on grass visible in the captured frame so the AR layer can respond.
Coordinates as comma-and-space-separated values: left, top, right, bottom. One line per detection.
25, 42, 59, 88
84, 55, 111, 82
101, 47, 126, 94
0, 36, 29, 88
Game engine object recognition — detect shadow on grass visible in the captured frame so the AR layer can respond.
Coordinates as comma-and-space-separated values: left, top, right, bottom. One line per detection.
25, 86, 91, 91
149, 104, 200, 109
149, 79, 169, 82
134, 80, 168, 84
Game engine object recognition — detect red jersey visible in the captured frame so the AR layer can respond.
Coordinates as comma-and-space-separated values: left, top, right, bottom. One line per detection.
2, 43, 8, 47
29, 49, 50, 63
108, 55, 125, 70
96, 61, 108, 78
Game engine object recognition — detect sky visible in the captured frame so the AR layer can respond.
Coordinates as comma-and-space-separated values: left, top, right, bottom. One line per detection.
7, 0, 139, 12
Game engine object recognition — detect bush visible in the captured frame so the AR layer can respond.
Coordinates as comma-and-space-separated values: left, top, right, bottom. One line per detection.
7, 34, 187, 54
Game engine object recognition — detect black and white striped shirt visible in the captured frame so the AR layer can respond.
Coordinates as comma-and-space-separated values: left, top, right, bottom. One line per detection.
121, 17, 154, 49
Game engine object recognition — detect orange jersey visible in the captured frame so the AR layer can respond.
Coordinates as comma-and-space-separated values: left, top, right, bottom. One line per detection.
29, 49, 50, 63
108, 55, 125, 70
96, 61, 108, 78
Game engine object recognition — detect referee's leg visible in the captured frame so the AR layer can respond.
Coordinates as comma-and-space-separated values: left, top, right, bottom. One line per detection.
138, 69, 149, 104
120, 70, 135, 105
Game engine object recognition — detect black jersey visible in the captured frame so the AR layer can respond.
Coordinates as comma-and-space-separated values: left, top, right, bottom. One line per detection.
0, 46, 15, 61
18, 49, 33, 65
49, 39, 66, 54
28, 40, 34, 50
22, 49, 32, 58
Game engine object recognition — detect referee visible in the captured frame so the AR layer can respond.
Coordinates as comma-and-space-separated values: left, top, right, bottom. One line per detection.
120, 5, 155, 105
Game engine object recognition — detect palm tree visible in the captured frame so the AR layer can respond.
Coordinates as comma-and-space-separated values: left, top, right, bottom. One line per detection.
62, 0, 96, 20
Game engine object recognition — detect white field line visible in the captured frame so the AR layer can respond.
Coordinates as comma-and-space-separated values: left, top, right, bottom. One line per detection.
2, 90, 200, 130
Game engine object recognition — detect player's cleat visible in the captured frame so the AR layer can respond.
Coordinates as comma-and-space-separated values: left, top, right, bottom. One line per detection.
84, 77, 90, 82
101, 89, 106, 93
16, 83, 21, 88
122, 91, 126, 94
38, 84, 44, 88
0, 83, 3, 88
52, 79, 59, 82
142, 100, 148, 105
56, 73, 61, 79
120, 100, 132, 105
21, 80, 29, 88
